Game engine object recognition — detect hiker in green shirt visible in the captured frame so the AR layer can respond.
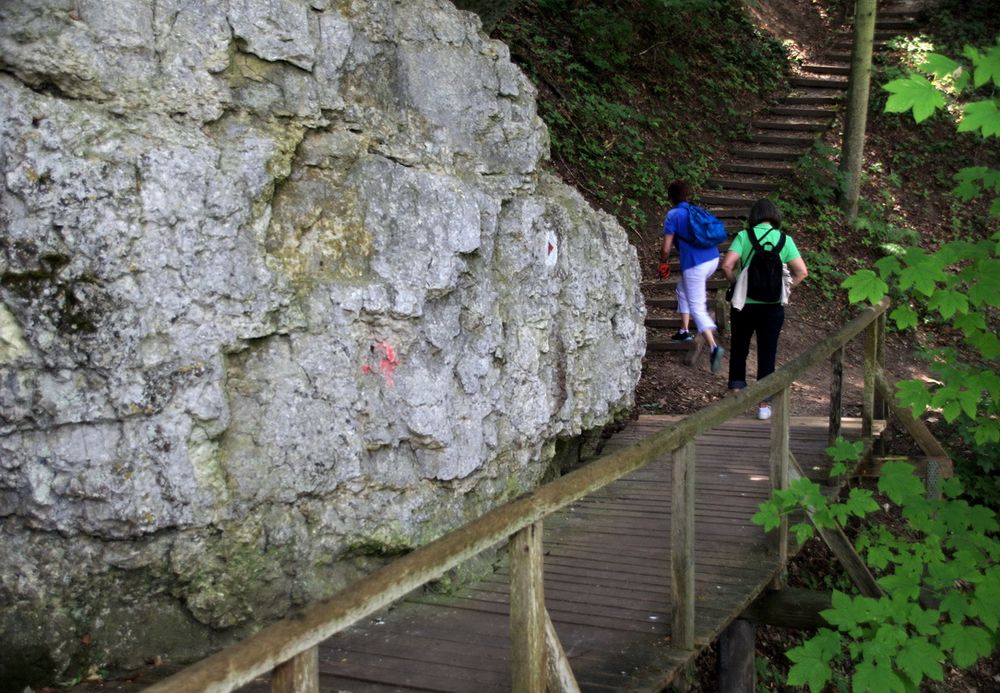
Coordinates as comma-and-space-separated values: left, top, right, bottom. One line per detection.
720, 199, 808, 420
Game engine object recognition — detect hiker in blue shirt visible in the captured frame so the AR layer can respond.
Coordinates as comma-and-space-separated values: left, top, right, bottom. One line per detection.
660, 180, 725, 373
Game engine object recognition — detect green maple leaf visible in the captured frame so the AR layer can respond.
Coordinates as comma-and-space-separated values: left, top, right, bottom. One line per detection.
878, 461, 925, 505
826, 437, 864, 463
874, 255, 902, 277
842, 270, 888, 304
751, 503, 781, 532
853, 659, 906, 692
787, 657, 831, 693
928, 289, 969, 318
890, 305, 919, 330
953, 312, 987, 333
968, 262, 1000, 307
970, 42, 1000, 88
896, 637, 945, 685
969, 329, 1000, 358
952, 166, 989, 201
941, 623, 992, 667
940, 590, 970, 620
884, 75, 947, 122
958, 99, 1000, 138
957, 388, 980, 419
867, 544, 893, 570
897, 263, 942, 295
845, 489, 879, 517
895, 379, 931, 414
921, 52, 960, 79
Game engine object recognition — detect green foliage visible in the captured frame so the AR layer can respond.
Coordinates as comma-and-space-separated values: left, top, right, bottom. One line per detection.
495, 0, 788, 233
845, 38, 1000, 451
754, 443, 1000, 691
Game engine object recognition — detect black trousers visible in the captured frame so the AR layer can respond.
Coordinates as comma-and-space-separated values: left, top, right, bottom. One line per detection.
727, 303, 785, 391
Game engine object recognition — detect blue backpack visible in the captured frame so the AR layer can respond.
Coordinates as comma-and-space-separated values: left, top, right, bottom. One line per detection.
685, 204, 728, 248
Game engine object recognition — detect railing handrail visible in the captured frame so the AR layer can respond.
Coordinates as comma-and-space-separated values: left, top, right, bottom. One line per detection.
146, 297, 890, 692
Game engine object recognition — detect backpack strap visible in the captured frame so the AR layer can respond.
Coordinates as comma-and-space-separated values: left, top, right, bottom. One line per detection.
747, 225, 785, 255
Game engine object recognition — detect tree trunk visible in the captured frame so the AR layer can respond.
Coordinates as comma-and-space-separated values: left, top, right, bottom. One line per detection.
838, 0, 878, 223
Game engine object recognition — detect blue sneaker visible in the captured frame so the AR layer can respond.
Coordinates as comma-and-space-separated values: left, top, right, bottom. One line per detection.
710, 346, 725, 373
671, 330, 694, 342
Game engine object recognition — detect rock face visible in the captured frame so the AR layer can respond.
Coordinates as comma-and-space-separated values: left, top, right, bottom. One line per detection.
0, 0, 644, 680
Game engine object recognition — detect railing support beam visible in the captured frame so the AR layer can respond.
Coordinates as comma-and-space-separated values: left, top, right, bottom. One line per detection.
828, 347, 844, 447
671, 443, 696, 650
545, 611, 580, 693
510, 522, 546, 692
770, 388, 790, 588
862, 320, 878, 441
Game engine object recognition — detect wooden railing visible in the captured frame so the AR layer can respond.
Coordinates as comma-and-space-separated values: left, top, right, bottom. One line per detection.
146, 298, 893, 693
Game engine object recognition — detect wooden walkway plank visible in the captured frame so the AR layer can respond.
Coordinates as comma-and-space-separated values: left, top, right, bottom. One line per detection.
305, 416, 840, 691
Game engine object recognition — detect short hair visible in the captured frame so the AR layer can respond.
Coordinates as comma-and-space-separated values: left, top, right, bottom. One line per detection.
667, 180, 691, 205
747, 198, 782, 229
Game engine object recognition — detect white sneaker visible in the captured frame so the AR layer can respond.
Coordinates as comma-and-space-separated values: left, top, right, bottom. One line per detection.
757, 404, 772, 420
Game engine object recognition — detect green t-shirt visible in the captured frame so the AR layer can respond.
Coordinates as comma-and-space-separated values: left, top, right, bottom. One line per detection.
729, 223, 801, 304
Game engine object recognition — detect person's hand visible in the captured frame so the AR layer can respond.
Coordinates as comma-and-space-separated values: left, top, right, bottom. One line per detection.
658, 263, 670, 280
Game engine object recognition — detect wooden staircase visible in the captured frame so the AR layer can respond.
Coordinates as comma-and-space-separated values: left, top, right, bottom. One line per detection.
645, 1, 924, 364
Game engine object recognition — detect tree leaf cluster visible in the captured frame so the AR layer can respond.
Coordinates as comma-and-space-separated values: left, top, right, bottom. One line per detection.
754, 448, 1000, 692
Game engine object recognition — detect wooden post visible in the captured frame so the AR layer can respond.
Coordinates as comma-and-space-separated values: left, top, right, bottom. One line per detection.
671, 442, 696, 650
770, 389, 790, 587
862, 321, 878, 442
718, 619, 756, 693
828, 346, 844, 447
271, 646, 319, 693
510, 522, 546, 692
873, 312, 887, 455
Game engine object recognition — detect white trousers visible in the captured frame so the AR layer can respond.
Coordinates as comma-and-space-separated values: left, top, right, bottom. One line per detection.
676, 257, 719, 334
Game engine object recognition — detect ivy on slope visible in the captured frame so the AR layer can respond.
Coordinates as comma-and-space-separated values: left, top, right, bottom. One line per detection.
493, 0, 788, 233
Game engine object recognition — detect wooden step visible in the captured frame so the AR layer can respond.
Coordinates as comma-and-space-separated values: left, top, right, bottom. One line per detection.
788, 76, 849, 90
646, 340, 697, 352
746, 133, 815, 146
877, 19, 917, 29
730, 148, 803, 162
717, 162, 794, 176
645, 317, 685, 329
706, 178, 781, 192
646, 297, 680, 310
802, 64, 851, 77
780, 95, 843, 106
767, 106, 837, 118
752, 120, 829, 132
699, 192, 756, 207
643, 277, 730, 291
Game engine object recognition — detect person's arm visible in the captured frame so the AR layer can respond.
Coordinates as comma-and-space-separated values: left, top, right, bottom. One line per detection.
787, 256, 808, 288
660, 234, 674, 262
721, 249, 741, 282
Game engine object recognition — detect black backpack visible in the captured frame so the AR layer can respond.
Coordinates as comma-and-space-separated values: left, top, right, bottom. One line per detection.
746, 228, 786, 302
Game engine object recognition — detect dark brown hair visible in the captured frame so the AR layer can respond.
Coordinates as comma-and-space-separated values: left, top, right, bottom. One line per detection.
747, 198, 782, 229
667, 180, 691, 205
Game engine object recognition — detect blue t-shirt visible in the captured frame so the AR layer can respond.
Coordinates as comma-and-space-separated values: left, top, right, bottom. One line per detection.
662, 202, 721, 271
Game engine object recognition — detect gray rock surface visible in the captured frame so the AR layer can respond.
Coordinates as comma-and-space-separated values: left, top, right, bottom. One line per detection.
0, 0, 644, 679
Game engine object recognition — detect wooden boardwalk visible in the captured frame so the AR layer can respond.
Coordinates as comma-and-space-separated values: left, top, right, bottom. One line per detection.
239, 415, 862, 692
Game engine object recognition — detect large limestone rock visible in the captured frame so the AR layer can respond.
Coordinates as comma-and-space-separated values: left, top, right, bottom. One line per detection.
0, 0, 644, 680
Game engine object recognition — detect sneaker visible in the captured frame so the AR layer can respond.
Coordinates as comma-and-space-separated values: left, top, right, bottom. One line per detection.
710, 346, 725, 373
670, 330, 694, 342
757, 404, 772, 420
